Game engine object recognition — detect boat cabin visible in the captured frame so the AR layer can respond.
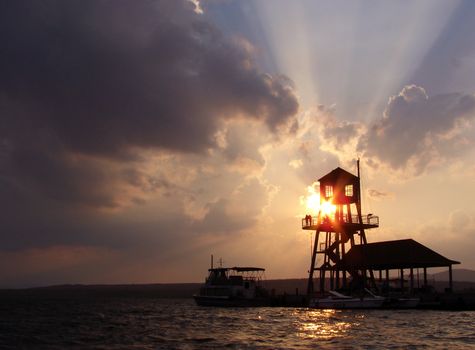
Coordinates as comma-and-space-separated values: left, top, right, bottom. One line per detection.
199, 267, 266, 299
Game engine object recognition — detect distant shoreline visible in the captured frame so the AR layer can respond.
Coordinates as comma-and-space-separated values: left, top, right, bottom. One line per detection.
2, 274, 475, 300
3, 268, 475, 291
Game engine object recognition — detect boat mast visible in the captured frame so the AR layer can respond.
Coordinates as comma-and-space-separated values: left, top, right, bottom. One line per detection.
356, 158, 377, 290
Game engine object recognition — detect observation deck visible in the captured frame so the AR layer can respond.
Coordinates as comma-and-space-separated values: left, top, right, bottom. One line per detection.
302, 213, 379, 231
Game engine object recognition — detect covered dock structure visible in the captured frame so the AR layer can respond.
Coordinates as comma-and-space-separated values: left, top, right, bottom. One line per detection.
337, 239, 460, 293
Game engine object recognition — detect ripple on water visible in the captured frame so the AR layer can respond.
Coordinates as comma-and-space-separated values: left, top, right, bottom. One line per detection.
1, 298, 475, 349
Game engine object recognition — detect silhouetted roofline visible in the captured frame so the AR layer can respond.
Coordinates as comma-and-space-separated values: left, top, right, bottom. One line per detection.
318, 167, 358, 183
337, 239, 460, 270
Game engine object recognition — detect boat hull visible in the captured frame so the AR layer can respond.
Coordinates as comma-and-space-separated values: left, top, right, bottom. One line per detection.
309, 297, 385, 309
383, 298, 420, 309
193, 295, 270, 307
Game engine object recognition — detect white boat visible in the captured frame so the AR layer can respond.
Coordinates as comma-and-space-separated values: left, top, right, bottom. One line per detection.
309, 289, 385, 309
193, 266, 269, 307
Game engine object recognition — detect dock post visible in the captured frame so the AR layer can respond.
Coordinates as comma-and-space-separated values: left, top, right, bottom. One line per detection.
449, 265, 453, 293
400, 269, 404, 292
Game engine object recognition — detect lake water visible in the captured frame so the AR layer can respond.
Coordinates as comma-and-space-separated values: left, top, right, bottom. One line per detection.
1, 297, 475, 349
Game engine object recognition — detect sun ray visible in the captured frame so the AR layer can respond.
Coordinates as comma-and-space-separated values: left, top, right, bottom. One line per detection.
251, 0, 461, 124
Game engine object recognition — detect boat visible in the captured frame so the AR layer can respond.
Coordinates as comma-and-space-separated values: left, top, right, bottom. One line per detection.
383, 297, 420, 309
193, 266, 270, 307
309, 289, 385, 309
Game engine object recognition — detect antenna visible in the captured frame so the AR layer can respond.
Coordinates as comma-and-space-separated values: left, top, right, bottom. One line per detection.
211, 254, 214, 269
357, 158, 362, 207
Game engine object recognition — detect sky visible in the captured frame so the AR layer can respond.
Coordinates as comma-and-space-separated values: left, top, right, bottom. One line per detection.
1, 0, 475, 287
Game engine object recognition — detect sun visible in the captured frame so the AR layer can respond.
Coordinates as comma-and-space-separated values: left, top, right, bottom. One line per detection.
306, 192, 320, 214
320, 200, 336, 217
303, 182, 337, 218
304, 183, 320, 215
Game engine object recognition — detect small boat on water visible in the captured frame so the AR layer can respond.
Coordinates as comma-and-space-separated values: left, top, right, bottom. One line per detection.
309, 289, 385, 309
193, 266, 269, 307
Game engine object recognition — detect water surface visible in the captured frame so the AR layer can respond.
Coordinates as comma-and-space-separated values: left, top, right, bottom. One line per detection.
1, 297, 474, 349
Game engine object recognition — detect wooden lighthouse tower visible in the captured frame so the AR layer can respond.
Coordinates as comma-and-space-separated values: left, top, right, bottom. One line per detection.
303, 161, 379, 295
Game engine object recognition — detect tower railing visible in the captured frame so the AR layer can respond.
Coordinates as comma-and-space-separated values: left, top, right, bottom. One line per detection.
302, 213, 379, 228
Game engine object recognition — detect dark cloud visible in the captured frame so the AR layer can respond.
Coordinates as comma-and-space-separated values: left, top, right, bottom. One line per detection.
367, 189, 393, 200
310, 105, 362, 167
0, 0, 298, 286
315, 85, 475, 177
358, 85, 475, 175
0, 0, 298, 207
220, 122, 266, 170
5, 145, 117, 207
0, 0, 298, 155
322, 121, 361, 152
193, 178, 268, 234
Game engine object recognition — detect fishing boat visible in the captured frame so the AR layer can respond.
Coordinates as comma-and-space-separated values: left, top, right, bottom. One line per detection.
193, 266, 269, 307
309, 289, 385, 309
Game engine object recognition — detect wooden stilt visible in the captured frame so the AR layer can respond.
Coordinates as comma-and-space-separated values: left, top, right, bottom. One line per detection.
400, 269, 404, 292
449, 265, 453, 293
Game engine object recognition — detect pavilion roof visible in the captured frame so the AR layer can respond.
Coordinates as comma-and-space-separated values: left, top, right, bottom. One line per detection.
337, 239, 460, 270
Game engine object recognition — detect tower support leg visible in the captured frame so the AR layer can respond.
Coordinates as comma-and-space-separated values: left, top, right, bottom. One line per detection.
307, 230, 320, 295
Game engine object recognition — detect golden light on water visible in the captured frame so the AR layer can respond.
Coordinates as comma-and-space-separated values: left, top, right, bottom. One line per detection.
297, 310, 354, 340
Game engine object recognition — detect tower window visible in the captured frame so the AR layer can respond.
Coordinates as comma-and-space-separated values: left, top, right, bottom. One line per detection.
345, 184, 353, 197
325, 185, 333, 198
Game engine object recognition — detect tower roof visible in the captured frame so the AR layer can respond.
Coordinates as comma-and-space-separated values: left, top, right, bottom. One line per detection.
318, 167, 358, 183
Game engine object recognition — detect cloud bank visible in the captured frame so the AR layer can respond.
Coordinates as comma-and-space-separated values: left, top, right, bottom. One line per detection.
0, 0, 300, 286
359, 85, 475, 176
316, 85, 475, 178
0, 0, 298, 208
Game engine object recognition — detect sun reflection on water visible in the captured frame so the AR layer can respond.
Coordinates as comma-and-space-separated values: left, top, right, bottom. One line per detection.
296, 309, 356, 340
